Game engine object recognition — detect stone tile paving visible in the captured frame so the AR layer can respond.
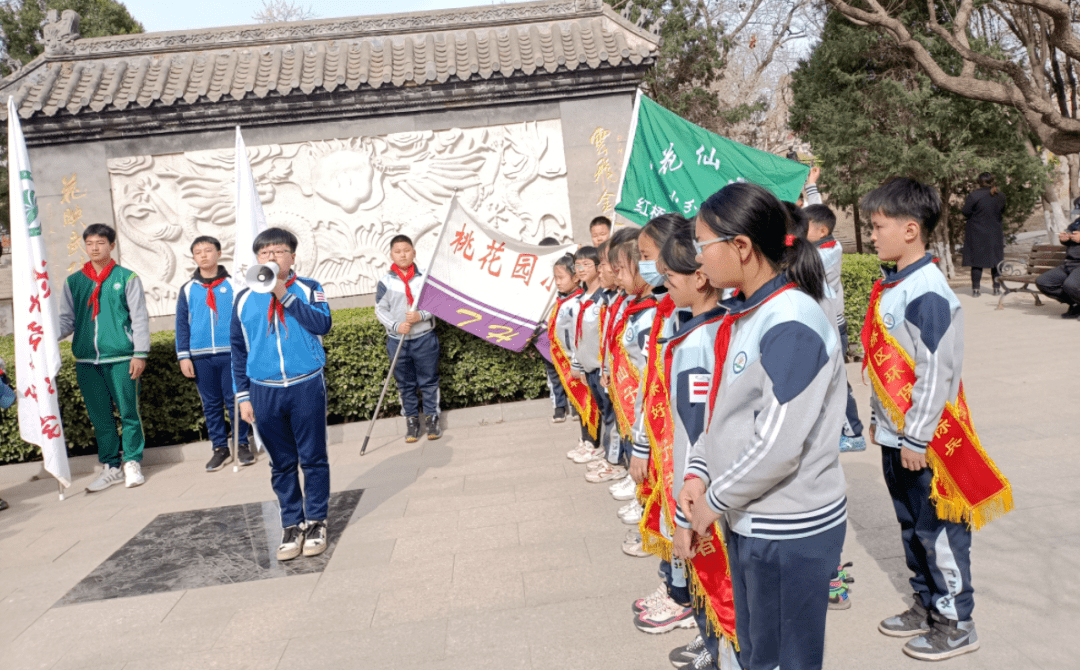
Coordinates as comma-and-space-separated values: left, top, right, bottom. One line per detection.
0, 289, 1075, 669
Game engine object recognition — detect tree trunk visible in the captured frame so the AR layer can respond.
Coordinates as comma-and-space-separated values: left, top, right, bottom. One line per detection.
1028, 141, 1070, 241
1067, 154, 1080, 203
935, 181, 955, 278
852, 206, 864, 254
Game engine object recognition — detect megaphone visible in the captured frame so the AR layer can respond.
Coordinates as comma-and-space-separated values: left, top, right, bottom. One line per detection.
245, 261, 279, 293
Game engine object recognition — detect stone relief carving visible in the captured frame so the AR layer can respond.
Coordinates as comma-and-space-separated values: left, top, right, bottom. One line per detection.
106, 120, 573, 317
73, 1, 603, 56
40, 9, 80, 56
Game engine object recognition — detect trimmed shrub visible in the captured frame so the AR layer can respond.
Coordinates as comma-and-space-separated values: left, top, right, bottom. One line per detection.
0, 307, 548, 465
841, 253, 886, 355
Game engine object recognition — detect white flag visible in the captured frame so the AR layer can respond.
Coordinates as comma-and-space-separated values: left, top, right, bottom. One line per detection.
232, 126, 268, 291
8, 97, 70, 488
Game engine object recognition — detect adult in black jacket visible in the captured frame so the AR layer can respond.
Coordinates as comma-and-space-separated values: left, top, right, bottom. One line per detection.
1036, 197, 1080, 319
961, 173, 1007, 296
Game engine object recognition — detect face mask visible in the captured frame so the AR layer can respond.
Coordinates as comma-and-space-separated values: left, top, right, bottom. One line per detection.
638, 260, 665, 287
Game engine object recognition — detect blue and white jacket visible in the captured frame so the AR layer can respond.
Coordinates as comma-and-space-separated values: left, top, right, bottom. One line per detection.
571, 286, 607, 374
175, 266, 234, 360
869, 254, 963, 454
554, 289, 581, 356
686, 275, 848, 540
661, 307, 729, 530
621, 294, 657, 450
230, 272, 332, 404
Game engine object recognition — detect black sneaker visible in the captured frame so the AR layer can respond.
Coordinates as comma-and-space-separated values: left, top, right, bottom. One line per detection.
552, 406, 568, 423
426, 414, 442, 440
879, 598, 931, 637
405, 416, 421, 443
992, 283, 1001, 296
972, 287, 981, 297
1062, 304, 1080, 319
237, 443, 255, 466
677, 648, 716, 670
302, 520, 328, 557
903, 612, 980, 661
0, 498, 8, 512
669, 634, 705, 667
205, 448, 231, 472
276, 525, 304, 561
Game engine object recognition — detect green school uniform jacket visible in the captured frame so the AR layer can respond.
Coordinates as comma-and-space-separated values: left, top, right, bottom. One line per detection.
59, 264, 151, 365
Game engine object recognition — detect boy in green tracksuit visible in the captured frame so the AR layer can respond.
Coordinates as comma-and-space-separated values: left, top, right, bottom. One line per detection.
59, 224, 151, 492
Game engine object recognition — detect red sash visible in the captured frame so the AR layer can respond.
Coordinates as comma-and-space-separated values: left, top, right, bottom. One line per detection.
861, 279, 1012, 529
600, 293, 627, 370
637, 295, 675, 533
608, 295, 657, 439
548, 290, 599, 440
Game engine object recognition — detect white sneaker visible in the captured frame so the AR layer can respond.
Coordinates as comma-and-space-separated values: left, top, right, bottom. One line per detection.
586, 456, 608, 470
572, 447, 604, 464
618, 500, 637, 516
123, 461, 145, 488
566, 442, 591, 459
611, 477, 637, 501
620, 500, 643, 524
632, 583, 668, 614
87, 464, 124, 492
609, 474, 632, 493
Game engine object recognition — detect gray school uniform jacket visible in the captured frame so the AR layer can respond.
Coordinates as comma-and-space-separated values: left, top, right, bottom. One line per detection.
375, 266, 435, 341
868, 253, 963, 454
571, 287, 607, 374
554, 289, 581, 357
686, 275, 848, 540
622, 295, 658, 458
816, 236, 845, 327
659, 307, 730, 530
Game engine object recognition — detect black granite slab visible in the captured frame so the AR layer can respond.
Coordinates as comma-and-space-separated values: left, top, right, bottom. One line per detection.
56, 489, 364, 606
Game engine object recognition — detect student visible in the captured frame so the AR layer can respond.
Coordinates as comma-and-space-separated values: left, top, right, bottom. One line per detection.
569, 247, 620, 479
657, 225, 732, 668
176, 236, 252, 471
59, 224, 151, 492
232, 228, 333, 561
801, 204, 866, 453
538, 238, 572, 424
680, 182, 847, 670
548, 254, 597, 456
590, 216, 612, 247
374, 235, 442, 442
861, 178, 980, 661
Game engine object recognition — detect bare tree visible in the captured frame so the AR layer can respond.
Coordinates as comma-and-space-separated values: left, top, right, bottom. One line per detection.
252, 0, 318, 23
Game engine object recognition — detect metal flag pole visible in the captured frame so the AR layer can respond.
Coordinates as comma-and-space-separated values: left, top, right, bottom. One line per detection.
361, 194, 459, 456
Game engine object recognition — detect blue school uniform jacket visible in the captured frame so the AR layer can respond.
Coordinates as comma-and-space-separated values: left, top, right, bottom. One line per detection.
554, 290, 581, 356
868, 253, 963, 454
571, 287, 607, 374
230, 273, 333, 405
175, 268, 234, 360
687, 275, 848, 540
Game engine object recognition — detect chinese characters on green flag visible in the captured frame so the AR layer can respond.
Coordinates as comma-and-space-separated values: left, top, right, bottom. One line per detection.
615, 94, 810, 225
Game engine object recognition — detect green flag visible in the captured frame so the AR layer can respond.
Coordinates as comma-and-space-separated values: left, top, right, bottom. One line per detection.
615, 94, 810, 225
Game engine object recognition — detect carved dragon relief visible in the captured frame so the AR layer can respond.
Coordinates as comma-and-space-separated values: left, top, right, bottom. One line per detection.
106, 120, 574, 317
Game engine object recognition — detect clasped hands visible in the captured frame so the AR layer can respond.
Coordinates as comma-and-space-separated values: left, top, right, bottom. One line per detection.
672, 477, 722, 560
396, 310, 422, 335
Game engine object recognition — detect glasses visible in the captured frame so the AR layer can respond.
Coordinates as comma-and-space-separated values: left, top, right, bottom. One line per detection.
694, 235, 734, 255
257, 248, 293, 260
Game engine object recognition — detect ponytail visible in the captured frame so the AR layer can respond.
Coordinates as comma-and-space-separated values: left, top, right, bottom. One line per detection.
698, 182, 825, 302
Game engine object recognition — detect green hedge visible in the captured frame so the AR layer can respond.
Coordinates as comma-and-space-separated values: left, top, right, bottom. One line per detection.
0, 262, 883, 466
0, 307, 549, 465
841, 253, 886, 356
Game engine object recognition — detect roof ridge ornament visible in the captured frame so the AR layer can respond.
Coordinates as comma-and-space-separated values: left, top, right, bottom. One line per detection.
41, 9, 81, 57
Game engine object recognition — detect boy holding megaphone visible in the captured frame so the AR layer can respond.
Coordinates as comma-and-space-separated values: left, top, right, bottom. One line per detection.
231, 228, 333, 562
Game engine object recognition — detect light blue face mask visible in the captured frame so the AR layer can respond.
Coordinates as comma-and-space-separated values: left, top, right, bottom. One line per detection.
638, 260, 665, 287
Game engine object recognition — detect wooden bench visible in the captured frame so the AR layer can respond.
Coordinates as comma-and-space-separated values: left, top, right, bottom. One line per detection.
996, 243, 1069, 310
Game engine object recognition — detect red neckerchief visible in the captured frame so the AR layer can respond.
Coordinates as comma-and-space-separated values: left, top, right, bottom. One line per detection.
609, 293, 658, 348
600, 293, 628, 364
268, 273, 298, 331
817, 240, 838, 249
195, 267, 230, 320
707, 282, 796, 424
82, 260, 116, 320
551, 288, 584, 323
391, 264, 417, 307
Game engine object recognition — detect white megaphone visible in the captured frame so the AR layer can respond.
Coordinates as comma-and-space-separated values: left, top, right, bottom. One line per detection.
245, 261, 280, 293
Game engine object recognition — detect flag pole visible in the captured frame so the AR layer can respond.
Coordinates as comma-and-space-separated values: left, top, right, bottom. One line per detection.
612, 89, 642, 215
361, 194, 458, 456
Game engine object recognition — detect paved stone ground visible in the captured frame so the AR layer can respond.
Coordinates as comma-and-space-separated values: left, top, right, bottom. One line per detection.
0, 288, 1076, 670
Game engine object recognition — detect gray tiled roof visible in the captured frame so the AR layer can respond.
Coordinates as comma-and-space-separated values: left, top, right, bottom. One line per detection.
0, 0, 658, 121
